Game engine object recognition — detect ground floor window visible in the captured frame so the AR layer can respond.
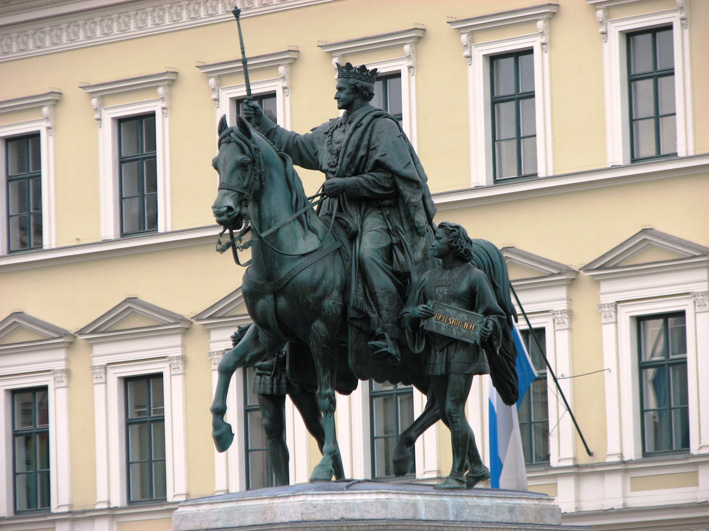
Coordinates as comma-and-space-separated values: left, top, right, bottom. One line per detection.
370, 381, 414, 478
12, 387, 49, 512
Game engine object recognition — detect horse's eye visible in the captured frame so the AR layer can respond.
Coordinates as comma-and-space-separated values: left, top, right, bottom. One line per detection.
239, 159, 250, 169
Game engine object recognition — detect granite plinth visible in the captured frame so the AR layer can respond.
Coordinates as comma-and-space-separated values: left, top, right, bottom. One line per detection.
173, 480, 590, 531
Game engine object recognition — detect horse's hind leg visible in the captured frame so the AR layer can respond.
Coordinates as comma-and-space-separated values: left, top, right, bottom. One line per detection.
210, 325, 283, 452
393, 389, 440, 476
307, 320, 344, 482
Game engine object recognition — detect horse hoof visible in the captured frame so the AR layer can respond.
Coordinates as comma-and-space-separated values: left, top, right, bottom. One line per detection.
309, 462, 334, 482
392, 445, 414, 477
212, 422, 234, 453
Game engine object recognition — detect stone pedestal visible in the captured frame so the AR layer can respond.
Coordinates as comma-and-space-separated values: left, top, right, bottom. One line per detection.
173, 480, 589, 530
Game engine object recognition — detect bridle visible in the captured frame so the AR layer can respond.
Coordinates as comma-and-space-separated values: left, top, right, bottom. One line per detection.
214, 126, 338, 267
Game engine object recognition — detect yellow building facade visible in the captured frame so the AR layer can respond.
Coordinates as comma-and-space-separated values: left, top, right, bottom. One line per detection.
0, 0, 707, 529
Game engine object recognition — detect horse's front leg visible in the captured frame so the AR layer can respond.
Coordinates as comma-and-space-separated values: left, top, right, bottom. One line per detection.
308, 319, 344, 481
210, 325, 283, 452
393, 388, 440, 476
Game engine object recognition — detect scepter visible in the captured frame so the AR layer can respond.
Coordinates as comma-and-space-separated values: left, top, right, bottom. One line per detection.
231, 5, 252, 102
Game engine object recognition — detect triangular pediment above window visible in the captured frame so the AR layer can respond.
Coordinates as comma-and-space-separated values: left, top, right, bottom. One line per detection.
77, 297, 191, 339
582, 229, 709, 272
194, 288, 251, 328
501, 247, 577, 282
0, 312, 73, 348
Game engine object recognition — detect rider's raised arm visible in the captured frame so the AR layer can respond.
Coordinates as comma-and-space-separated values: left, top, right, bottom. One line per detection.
257, 119, 322, 171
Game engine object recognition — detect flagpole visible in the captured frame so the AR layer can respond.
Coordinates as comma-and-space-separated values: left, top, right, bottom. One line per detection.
231, 5, 252, 102
510, 284, 594, 457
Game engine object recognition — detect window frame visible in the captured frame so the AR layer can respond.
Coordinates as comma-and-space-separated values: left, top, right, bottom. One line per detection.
599, 8, 693, 166
369, 380, 415, 479
0, 94, 59, 255
5, 133, 43, 252
517, 327, 550, 466
242, 365, 274, 490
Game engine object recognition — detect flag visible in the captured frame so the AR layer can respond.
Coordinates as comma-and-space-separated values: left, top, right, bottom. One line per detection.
488, 322, 537, 490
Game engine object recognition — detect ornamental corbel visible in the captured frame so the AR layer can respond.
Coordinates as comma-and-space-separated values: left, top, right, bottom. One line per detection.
278, 63, 291, 97
169, 355, 186, 374
595, 7, 608, 42
693, 291, 709, 313
158, 85, 169, 117
52, 368, 70, 388
537, 17, 550, 53
91, 364, 107, 384
598, 303, 617, 324
208, 75, 220, 108
460, 32, 473, 66
209, 350, 224, 370
553, 310, 571, 330
91, 96, 103, 127
403, 43, 416, 76
677, 0, 688, 29
42, 104, 55, 136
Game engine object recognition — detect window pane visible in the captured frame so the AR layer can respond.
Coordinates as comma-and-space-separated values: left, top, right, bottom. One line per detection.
248, 451, 270, 489
7, 139, 28, 175
36, 390, 48, 426
153, 460, 167, 498
670, 365, 688, 407
658, 76, 675, 115
521, 137, 537, 176
120, 119, 140, 157
532, 422, 549, 463
399, 393, 414, 430
122, 197, 141, 234
29, 136, 41, 172
387, 76, 403, 117
129, 462, 150, 501
642, 367, 666, 409
129, 423, 149, 461
38, 471, 50, 509
631, 79, 654, 119
31, 213, 43, 248
633, 119, 656, 159
495, 140, 518, 179
37, 432, 50, 469
14, 435, 34, 472
152, 422, 166, 459
373, 438, 394, 477
660, 115, 676, 155
262, 95, 277, 123
371, 380, 394, 392
245, 367, 259, 406
640, 318, 665, 360
494, 101, 516, 139
531, 380, 548, 421
520, 98, 536, 136
143, 115, 156, 153
370, 87, 384, 112
30, 177, 42, 212
8, 180, 27, 215
121, 161, 140, 197
656, 28, 674, 70
519, 53, 534, 93
493, 56, 515, 96
9, 216, 28, 251
15, 474, 31, 511
672, 408, 689, 450
14, 391, 34, 429
373, 396, 394, 436
630, 32, 653, 74
127, 379, 149, 418
668, 315, 686, 356
144, 159, 157, 192
247, 410, 266, 448
151, 376, 164, 416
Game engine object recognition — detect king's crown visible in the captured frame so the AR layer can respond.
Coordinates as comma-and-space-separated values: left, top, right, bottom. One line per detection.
336, 62, 378, 85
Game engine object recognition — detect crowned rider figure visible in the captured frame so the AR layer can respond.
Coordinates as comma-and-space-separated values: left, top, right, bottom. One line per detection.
244, 62, 436, 371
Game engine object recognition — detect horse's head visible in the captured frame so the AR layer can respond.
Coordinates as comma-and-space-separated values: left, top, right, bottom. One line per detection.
211, 114, 263, 230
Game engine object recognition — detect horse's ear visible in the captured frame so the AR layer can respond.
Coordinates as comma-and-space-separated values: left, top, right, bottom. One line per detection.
218, 115, 229, 136
236, 115, 252, 139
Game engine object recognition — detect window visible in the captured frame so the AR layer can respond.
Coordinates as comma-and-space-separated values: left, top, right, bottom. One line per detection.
125, 375, 166, 502
243, 366, 273, 490
369, 380, 414, 478
236, 93, 277, 125
12, 388, 50, 513
118, 114, 157, 236
491, 51, 536, 181
6, 134, 42, 252
638, 313, 688, 455
627, 27, 676, 161
371, 73, 403, 122
518, 328, 549, 465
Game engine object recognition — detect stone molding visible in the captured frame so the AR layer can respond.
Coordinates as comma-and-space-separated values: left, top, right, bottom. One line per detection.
598, 303, 616, 324
0, 91, 62, 136
0, 0, 335, 63
694, 291, 709, 313
208, 350, 224, 369
91, 364, 107, 384
552, 309, 571, 330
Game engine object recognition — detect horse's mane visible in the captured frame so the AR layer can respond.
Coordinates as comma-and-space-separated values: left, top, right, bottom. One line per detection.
223, 124, 316, 236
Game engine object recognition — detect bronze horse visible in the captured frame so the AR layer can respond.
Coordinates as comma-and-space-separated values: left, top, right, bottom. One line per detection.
209, 115, 442, 481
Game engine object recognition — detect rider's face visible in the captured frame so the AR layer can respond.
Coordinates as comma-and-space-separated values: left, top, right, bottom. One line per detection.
334, 79, 357, 111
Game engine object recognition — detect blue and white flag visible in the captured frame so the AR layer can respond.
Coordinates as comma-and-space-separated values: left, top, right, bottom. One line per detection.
488, 322, 537, 490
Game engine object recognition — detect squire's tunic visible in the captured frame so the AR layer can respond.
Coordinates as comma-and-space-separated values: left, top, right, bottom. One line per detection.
401, 262, 505, 376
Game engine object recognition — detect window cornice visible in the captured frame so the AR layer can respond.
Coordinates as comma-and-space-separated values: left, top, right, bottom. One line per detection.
80, 70, 177, 97
448, 3, 559, 34
318, 26, 425, 58
0, 91, 62, 114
